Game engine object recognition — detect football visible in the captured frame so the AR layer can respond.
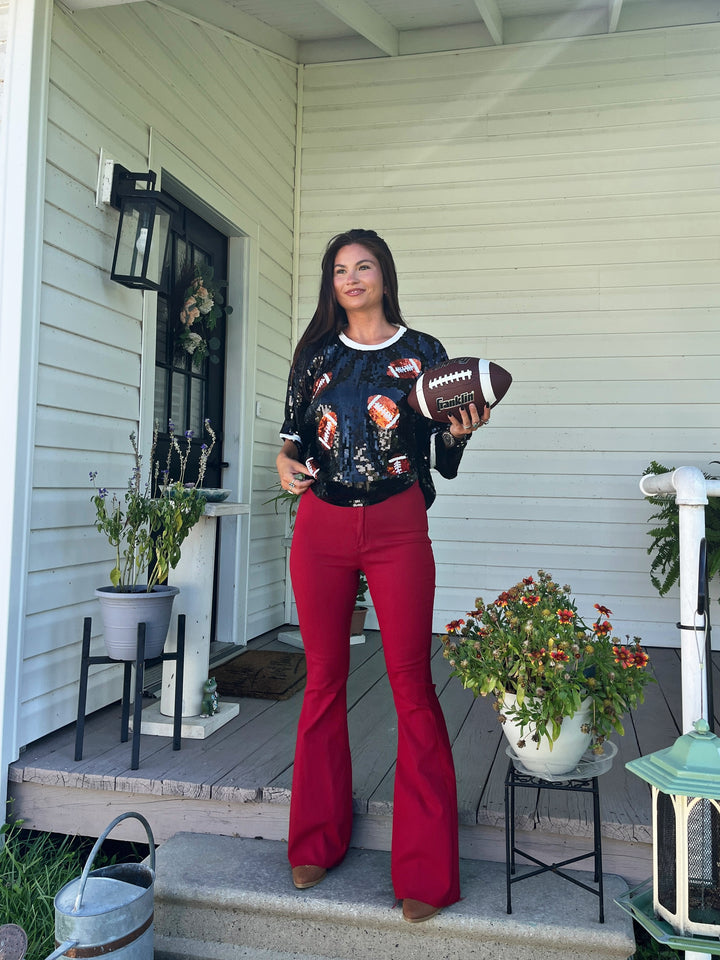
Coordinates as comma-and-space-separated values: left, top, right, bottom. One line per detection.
317, 411, 338, 449
367, 394, 400, 429
407, 357, 512, 423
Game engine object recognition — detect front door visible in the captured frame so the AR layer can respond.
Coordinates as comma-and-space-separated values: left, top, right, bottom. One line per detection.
154, 204, 229, 487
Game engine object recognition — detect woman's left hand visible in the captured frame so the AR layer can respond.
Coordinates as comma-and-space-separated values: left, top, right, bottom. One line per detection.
447, 402, 490, 438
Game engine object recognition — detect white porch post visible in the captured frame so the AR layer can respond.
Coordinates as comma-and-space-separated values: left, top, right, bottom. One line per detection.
639, 466, 720, 960
639, 467, 720, 730
0, 0, 52, 827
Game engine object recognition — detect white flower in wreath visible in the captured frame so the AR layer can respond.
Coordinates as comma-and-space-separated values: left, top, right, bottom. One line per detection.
196, 290, 215, 315
184, 331, 204, 354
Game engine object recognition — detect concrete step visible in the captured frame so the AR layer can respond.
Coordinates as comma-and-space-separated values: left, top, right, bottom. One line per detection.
152, 833, 635, 960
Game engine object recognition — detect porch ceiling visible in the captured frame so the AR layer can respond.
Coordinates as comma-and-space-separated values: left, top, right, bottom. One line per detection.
62, 0, 720, 63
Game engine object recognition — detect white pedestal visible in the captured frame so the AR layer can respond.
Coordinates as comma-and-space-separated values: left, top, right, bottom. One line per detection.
136, 699, 238, 740
157, 502, 248, 734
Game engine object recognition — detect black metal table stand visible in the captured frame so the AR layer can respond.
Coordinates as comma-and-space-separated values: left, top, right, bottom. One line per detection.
75, 614, 186, 770
504, 759, 605, 922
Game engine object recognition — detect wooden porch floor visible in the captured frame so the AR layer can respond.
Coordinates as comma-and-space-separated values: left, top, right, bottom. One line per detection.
7, 629, 698, 884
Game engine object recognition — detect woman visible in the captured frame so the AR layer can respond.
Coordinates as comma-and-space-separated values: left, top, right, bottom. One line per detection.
276, 228, 489, 922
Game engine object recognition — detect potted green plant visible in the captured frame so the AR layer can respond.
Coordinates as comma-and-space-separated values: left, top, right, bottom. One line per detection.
441, 569, 653, 775
643, 459, 720, 602
89, 421, 215, 659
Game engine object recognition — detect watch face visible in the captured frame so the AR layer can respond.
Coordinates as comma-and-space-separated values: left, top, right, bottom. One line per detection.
441, 431, 456, 448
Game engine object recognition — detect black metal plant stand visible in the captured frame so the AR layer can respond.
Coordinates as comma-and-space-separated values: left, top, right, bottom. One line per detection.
75, 614, 186, 771
505, 759, 605, 923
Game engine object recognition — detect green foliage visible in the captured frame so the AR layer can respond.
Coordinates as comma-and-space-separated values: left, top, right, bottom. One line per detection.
631, 922, 681, 960
1, 823, 99, 960
90, 423, 214, 591
1, 822, 149, 960
265, 479, 301, 529
644, 460, 720, 603
355, 571, 368, 605
442, 570, 653, 751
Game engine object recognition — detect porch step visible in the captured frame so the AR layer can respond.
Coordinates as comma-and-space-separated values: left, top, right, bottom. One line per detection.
152, 833, 635, 960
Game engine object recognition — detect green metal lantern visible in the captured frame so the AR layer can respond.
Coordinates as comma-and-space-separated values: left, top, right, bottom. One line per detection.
627, 719, 720, 938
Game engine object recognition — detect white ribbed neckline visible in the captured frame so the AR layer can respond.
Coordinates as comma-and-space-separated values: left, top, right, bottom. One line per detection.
338, 326, 406, 351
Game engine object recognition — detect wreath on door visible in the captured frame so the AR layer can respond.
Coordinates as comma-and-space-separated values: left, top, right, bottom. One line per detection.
176, 264, 231, 368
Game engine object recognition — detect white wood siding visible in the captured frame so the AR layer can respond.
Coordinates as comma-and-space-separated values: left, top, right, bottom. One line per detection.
299, 24, 720, 645
0, 1, 8, 121
21, 1, 298, 747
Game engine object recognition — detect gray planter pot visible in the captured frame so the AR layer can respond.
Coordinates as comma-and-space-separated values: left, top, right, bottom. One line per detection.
350, 606, 368, 636
95, 585, 180, 660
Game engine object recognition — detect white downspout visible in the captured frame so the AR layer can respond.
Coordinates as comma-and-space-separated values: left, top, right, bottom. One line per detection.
639, 467, 720, 960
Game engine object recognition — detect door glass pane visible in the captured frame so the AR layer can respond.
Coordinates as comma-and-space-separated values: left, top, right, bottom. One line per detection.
171, 375, 186, 430
156, 297, 168, 363
174, 342, 189, 369
190, 379, 203, 435
175, 237, 187, 275
154, 367, 168, 426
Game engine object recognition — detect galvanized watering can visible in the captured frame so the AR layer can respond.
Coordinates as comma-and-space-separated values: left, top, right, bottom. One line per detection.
46, 813, 155, 960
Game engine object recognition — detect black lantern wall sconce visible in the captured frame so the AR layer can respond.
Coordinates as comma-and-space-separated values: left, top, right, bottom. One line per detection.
108, 165, 178, 291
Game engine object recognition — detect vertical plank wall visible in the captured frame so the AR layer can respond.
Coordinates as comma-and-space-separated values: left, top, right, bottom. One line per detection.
298, 24, 720, 642
0, 1, 8, 121
21, 2, 298, 746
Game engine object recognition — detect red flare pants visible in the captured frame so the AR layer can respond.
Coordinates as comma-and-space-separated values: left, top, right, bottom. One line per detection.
288, 482, 460, 908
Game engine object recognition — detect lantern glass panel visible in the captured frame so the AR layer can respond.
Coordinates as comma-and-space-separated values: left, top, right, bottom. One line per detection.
687, 797, 720, 925
149, 205, 171, 288
112, 197, 171, 289
113, 203, 146, 283
657, 790, 677, 914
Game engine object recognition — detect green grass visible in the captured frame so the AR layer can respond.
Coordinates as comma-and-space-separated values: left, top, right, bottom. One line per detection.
1, 821, 148, 960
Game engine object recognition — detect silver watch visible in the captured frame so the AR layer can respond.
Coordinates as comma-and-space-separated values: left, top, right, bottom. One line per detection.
441, 430, 467, 449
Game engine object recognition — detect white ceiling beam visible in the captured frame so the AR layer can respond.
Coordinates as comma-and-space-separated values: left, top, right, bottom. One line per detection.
473, 0, 503, 45
314, 0, 399, 57
608, 0, 624, 32
62, 0, 143, 9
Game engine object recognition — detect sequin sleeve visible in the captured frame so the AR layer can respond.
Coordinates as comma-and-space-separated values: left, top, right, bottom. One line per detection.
279, 344, 321, 457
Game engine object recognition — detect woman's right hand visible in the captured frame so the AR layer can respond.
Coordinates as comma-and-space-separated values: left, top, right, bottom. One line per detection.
276, 442, 315, 497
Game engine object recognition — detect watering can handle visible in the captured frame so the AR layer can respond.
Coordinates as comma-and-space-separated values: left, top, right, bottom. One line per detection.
73, 812, 155, 913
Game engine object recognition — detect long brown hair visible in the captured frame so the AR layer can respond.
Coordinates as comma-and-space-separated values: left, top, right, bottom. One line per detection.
293, 228, 406, 363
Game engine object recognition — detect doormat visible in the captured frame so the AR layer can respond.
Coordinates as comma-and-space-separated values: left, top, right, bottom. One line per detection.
211, 649, 307, 700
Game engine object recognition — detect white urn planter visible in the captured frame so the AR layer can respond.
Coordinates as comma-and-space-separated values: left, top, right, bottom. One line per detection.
95, 584, 179, 660
500, 691, 593, 776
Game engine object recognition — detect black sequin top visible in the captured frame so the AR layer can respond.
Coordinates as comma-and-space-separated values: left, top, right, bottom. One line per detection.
280, 326, 466, 508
